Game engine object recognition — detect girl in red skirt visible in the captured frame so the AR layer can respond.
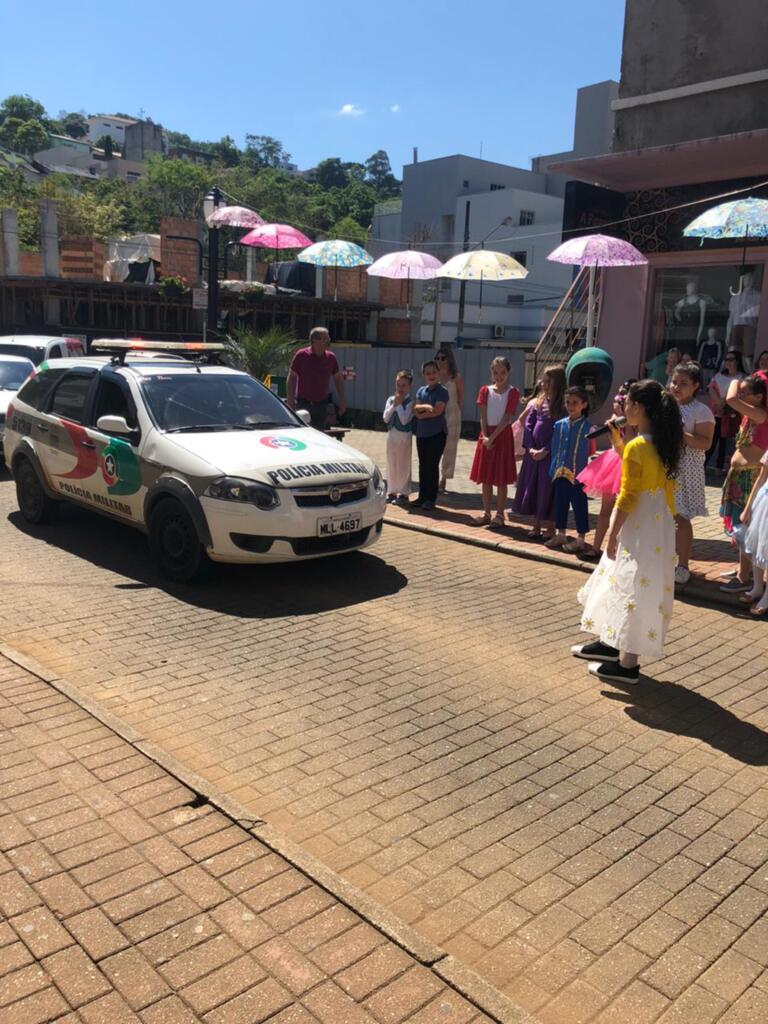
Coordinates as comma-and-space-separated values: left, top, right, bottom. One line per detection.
470, 356, 520, 526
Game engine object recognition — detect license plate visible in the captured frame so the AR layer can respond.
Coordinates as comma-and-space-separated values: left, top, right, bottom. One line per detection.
317, 513, 361, 537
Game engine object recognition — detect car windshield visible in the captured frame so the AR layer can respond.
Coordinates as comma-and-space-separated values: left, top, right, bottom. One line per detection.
141, 373, 301, 432
0, 359, 35, 390
0, 344, 43, 365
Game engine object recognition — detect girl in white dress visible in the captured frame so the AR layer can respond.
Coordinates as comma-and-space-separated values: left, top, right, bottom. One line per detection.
737, 449, 768, 616
669, 362, 715, 587
383, 370, 414, 503
435, 347, 464, 492
571, 380, 684, 685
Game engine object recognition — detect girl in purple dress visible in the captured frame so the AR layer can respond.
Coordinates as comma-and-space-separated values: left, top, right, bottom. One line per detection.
511, 365, 566, 538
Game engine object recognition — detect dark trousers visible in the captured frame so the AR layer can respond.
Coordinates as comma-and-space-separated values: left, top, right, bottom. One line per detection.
298, 398, 328, 431
417, 433, 446, 502
706, 418, 730, 470
554, 477, 589, 534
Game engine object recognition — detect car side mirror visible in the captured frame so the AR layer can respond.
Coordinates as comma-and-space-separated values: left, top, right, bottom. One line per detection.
97, 414, 135, 438
297, 409, 311, 426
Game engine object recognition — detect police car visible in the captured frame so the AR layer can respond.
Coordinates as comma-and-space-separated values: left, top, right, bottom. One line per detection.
0, 355, 35, 446
3, 341, 386, 581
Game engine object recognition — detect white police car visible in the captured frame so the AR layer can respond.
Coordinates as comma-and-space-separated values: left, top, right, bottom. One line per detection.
3, 341, 386, 580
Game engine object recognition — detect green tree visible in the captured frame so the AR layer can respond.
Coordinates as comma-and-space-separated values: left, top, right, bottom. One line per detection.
364, 149, 400, 197
315, 157, 348, 191
244, 134, 290, 170
211, 135, 241, 167
226, 327, 295, 380
95, 134, 115, 157
0, 167, 40, 247
13, 120, 49, 156
60, 112, 88, 139
329, 215, 368, 245
0, 94, 47, 126
136, 155, 214, 221
0, 117, 24, 149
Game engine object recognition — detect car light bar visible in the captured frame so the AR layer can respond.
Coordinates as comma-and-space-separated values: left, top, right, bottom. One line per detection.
91, 340, 227, 352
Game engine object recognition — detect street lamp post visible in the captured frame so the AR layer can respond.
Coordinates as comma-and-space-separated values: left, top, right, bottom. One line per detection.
202, 186, 224, 333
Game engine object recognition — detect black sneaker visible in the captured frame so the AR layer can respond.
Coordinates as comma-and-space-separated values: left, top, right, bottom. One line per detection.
571, 640, 620, 662
588, 661, 640, 684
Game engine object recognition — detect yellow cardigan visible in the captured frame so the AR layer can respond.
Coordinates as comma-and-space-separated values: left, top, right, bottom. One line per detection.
615, 435, 676, 516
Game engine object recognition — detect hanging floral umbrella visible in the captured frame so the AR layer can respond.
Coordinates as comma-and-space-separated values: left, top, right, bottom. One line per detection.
437, 249, 527, 319
367, 250, 442, 315
683, 197, 768, 294
206, 205, 265, 229
298, 239, 373, 301
547, 234, 648, 268
548, 233, 647, 345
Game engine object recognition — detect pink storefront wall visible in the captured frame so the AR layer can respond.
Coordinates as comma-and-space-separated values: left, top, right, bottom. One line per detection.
594, 248, 768, 421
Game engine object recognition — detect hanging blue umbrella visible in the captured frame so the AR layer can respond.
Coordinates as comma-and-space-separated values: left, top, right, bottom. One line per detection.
298, 239, 373, 301
683, 197, 768, 293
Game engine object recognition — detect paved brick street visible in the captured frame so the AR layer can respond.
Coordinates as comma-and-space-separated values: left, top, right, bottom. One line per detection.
1, 463, 768, 1023
0, 656, 488, 1023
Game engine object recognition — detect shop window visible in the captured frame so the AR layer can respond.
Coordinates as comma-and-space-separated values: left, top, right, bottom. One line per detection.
646, 264, 763, 383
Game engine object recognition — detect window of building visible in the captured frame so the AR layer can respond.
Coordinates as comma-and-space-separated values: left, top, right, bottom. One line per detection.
519, 210, 535, 226
126, 172, 140, 183
507, 294, 524, 306
462, 180, 469, 188
490, 183, 505, 191
510, 251, 528, 268
646, 263, 764, 382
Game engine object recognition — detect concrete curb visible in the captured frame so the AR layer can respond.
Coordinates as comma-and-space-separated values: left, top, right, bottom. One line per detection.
0, 642, 543, 1024
386, 514, 743, 613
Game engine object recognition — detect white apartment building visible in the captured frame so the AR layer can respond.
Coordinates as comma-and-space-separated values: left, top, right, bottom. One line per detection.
85, 115, 136, 146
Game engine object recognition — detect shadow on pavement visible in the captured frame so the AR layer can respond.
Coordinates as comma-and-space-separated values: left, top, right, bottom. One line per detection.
7, 507, 408, 618
602, 679, 768, 765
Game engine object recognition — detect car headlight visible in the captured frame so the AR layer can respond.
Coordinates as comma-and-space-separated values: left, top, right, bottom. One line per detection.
371, 465, 386, 497
204, 477, 280, 510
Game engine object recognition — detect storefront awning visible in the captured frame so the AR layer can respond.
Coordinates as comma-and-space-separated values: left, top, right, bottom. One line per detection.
549, 129, 768, 191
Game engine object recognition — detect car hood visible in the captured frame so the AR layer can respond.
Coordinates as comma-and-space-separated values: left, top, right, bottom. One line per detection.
160, 426, 375, 486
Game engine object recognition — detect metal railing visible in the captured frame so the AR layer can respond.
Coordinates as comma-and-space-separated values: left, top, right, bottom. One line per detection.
531, 265, 603, 383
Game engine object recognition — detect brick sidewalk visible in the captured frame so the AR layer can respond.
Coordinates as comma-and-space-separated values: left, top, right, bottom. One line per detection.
0, 655, 499, 1024
345, 430, 740, 608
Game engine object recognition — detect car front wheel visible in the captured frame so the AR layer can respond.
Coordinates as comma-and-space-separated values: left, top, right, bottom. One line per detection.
148, 497, 209, 582
15, 458, 56, 524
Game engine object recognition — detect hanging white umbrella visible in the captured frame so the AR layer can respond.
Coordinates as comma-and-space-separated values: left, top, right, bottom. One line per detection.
437, 249, 528, 320
367, 250, 442, 315
205, 205, 265, 229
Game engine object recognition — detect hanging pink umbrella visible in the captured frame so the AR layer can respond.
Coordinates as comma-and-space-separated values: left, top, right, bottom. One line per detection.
367, 249, 443, 316
206, 205, 265, 229
367, 250, 443, 280
240, 223, 313, 250
547, 233, 648, 267
548, 233, 647, 345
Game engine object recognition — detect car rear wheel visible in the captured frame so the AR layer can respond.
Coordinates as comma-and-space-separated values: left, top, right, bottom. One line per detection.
148, 497, 209, 582
15, 458, 56, 524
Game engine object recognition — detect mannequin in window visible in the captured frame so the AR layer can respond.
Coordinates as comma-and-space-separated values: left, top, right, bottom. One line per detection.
727, 271, 761, 364
697, 327, 722, 386
673, 278, 706, 356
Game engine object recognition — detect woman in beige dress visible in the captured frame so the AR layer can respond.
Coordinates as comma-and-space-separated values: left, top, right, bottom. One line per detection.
436, 347, 464, 492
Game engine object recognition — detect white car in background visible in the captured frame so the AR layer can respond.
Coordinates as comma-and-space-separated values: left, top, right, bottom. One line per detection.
0, 355, 35, 446
0, 335, 87, 364
3, 341, 386, 581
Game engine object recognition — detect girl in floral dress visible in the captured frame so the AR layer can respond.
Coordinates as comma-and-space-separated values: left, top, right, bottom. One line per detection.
571, 380, 683, 685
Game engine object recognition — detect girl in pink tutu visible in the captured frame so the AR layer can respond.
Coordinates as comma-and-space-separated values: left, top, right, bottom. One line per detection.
577, 379, 637, 554
470, 356, 520, 527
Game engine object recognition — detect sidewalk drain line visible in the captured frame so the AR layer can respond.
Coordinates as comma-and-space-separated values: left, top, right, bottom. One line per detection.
0, 641, 543, 1024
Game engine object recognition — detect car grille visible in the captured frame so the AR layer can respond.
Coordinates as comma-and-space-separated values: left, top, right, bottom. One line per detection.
293, 481, 368, 509
290, 525, 371, 556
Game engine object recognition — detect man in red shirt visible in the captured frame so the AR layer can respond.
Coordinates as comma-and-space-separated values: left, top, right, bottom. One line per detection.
286, 327, 346, 430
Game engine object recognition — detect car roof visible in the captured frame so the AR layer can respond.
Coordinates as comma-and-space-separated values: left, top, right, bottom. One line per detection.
0, 354, 36, 364
33, 357, 247, 379
0, 335, 73, 345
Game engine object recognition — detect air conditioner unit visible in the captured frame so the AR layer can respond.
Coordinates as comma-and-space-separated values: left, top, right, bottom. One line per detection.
493, 325, 505, 339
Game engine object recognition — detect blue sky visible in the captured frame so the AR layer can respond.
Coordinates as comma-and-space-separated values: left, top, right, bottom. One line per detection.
1, 0, 625, 174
